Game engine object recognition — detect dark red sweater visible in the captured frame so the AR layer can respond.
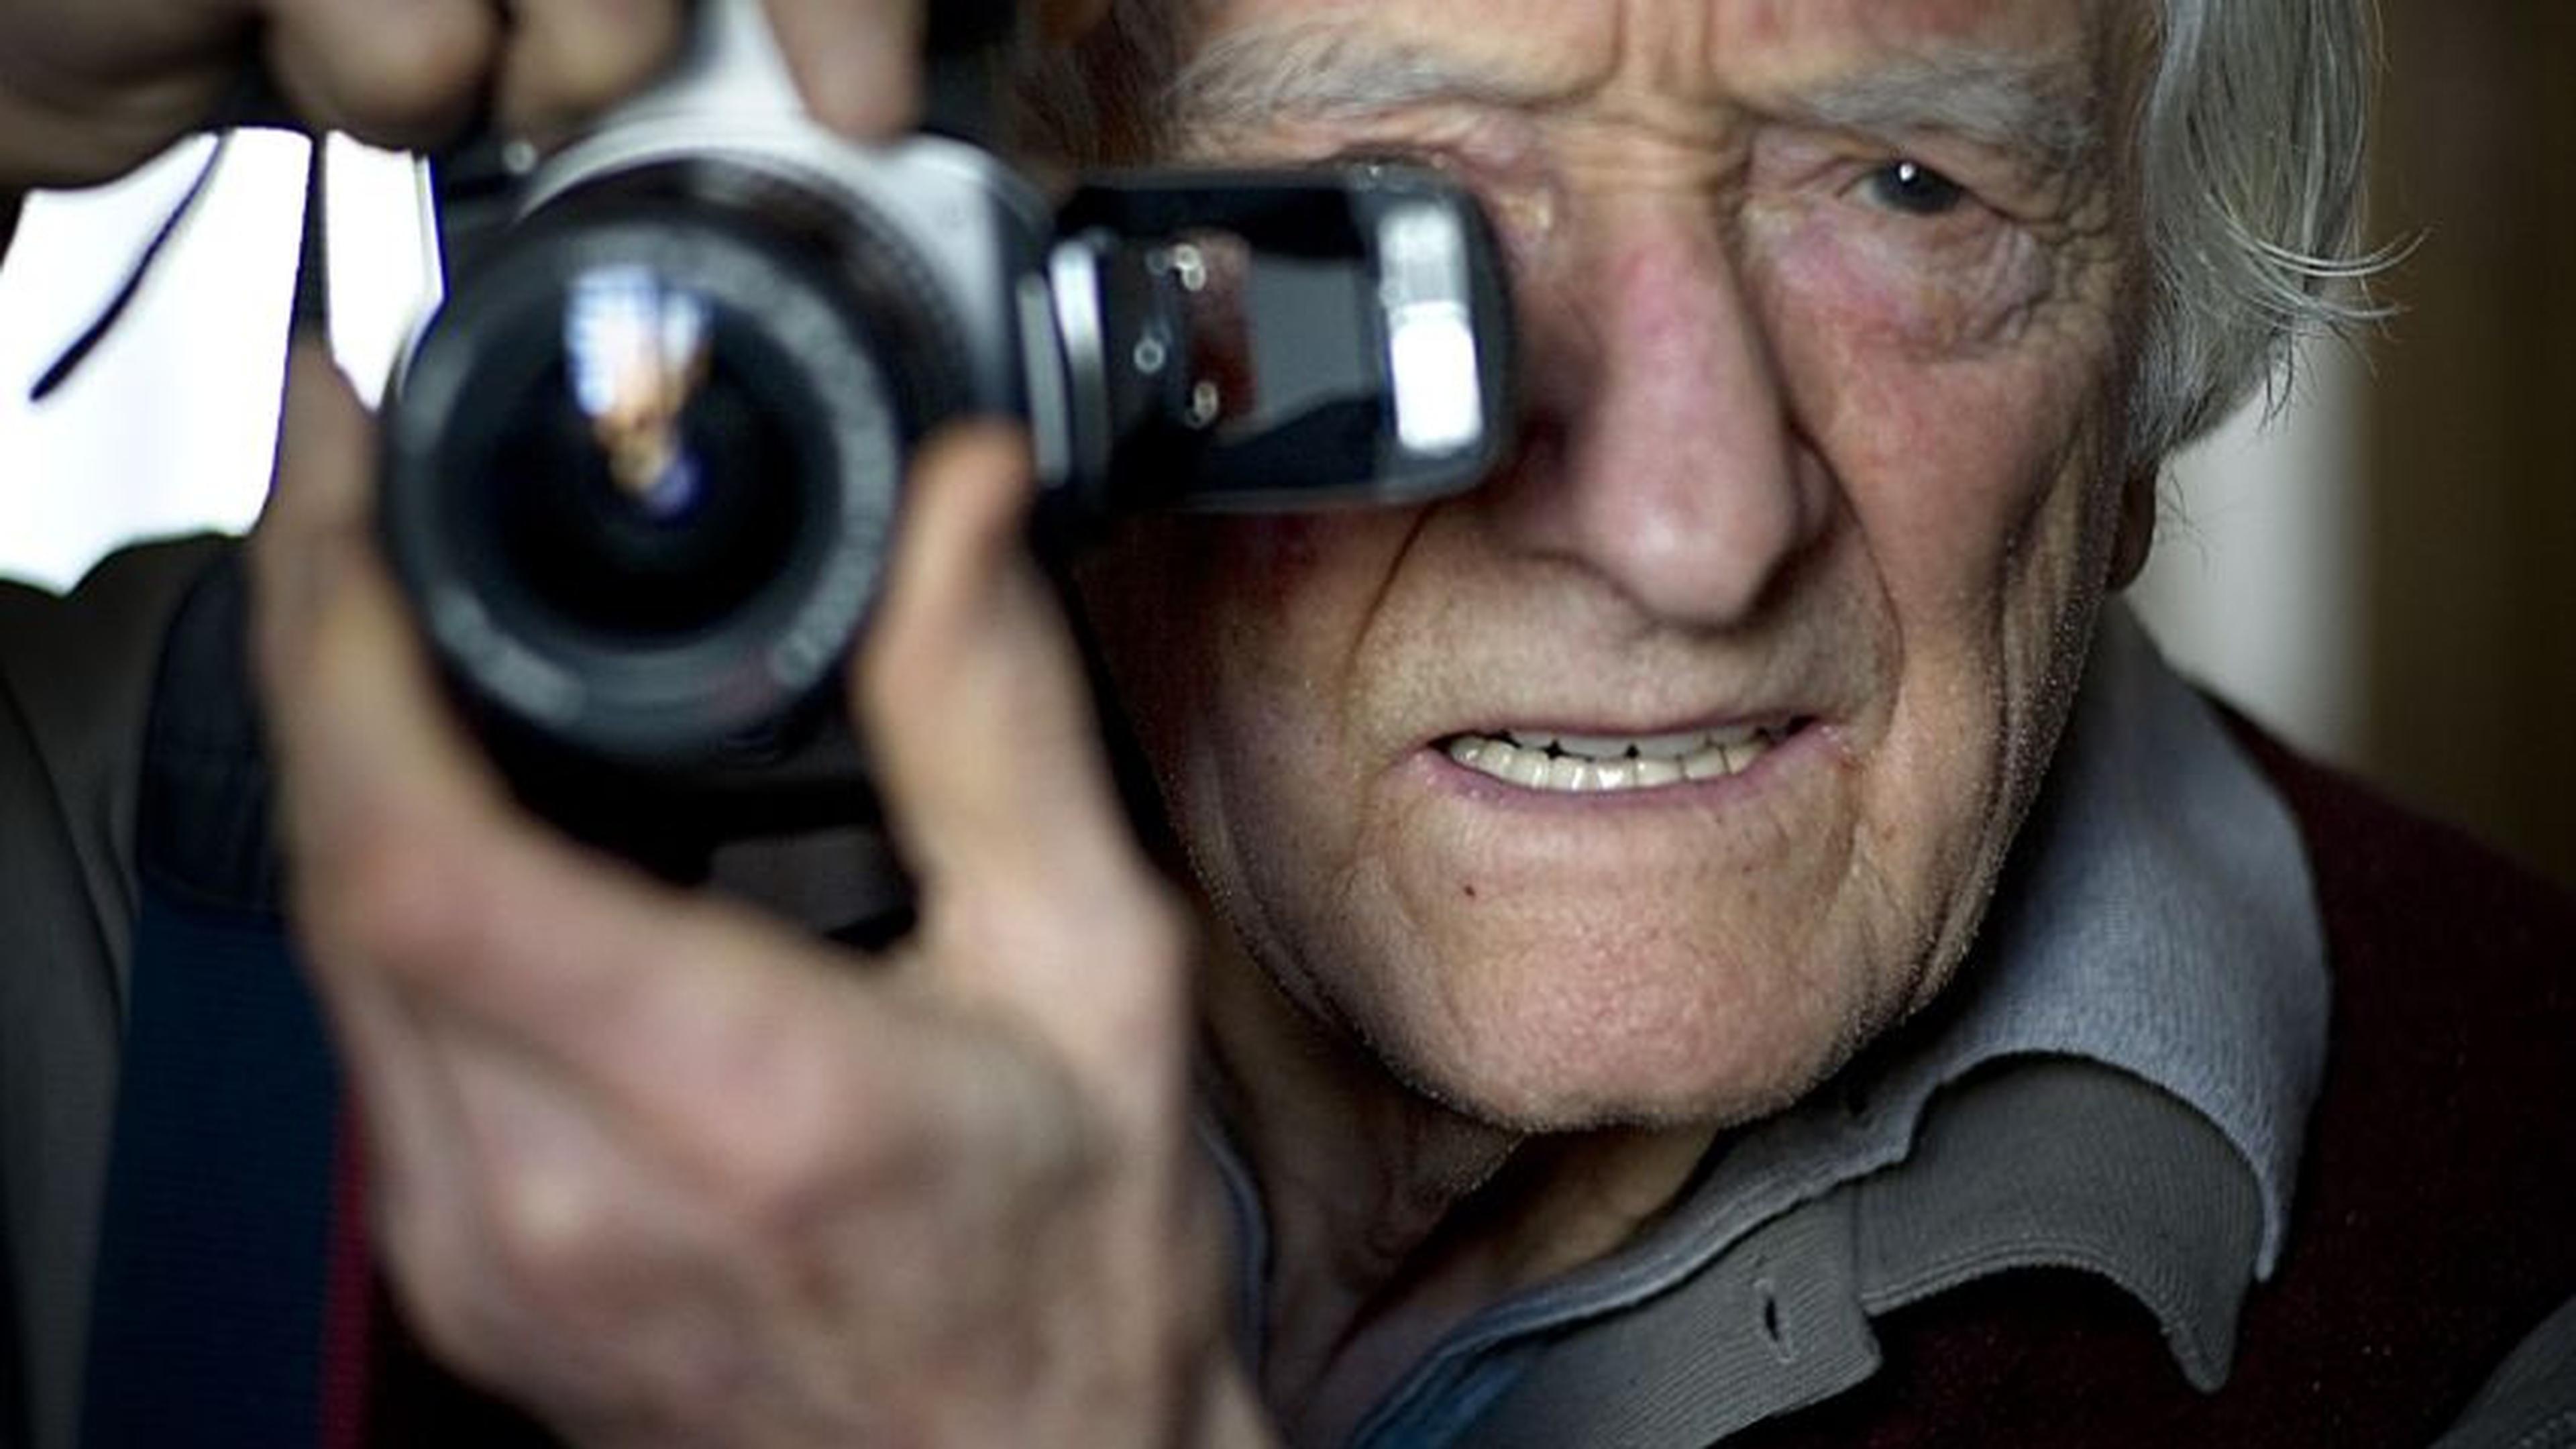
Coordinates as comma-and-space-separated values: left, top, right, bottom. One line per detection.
1736, 720, 2576, 1448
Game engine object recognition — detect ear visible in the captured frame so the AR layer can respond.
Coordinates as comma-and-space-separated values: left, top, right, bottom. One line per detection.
2106, 467, 2159, 590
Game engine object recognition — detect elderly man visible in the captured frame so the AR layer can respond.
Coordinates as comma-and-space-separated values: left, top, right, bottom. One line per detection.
4, 1, 2573, 1446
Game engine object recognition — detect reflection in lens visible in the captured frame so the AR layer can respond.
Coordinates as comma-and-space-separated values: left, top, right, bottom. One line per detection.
477, 270, 808, 645
567, 265, 715, 521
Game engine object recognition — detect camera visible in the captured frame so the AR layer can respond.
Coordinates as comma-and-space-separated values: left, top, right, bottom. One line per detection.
377, 0, 1515, 864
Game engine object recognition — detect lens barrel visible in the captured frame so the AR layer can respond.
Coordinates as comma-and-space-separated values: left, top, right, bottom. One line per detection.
384, 163, 965, 771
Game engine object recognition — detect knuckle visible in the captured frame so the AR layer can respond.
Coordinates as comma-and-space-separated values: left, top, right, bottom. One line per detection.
637, 981, 883, 1234
705, 1148, 834, 1242
709, 1079, 914, 1238
476, 1155, 623, 1311
695, 1104, 833, 1233
972, 1049, 1102, 1199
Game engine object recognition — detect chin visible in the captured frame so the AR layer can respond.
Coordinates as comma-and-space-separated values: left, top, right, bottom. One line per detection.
1337, 928, 1902, 1135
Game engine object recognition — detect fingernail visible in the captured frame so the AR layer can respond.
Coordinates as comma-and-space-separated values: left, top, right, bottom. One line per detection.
778, 7, 924, 140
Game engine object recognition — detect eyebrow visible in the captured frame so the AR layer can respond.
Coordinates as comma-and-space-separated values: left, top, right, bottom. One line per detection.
1769, 54, 2103, 184
1163, 21, 2102, 180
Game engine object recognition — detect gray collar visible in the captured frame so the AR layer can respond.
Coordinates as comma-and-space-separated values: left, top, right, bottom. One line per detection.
1221, 609, 2331, 1444
1454, 1059, 2271, 1449
1892, 606, 2329, 1277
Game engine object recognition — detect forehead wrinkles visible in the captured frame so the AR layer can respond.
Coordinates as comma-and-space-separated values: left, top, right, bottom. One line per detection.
1171, 0, 2117, 139
1165, 9, 1595, 131
1167, 3, 1714, 118
1712, 0, 2110, 102
1729, 0, 2112, 56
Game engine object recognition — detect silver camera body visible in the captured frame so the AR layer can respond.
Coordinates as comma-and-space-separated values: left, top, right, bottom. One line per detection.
508, 0, 1069, 464
379, 0, 1515, 859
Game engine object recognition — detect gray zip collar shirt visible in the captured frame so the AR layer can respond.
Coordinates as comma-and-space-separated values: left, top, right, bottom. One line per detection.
1206, 606, 2332, 1446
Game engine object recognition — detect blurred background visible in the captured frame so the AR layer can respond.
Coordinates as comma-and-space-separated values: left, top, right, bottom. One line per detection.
2343, 0, 2576, 890
3, 5, 2571, 888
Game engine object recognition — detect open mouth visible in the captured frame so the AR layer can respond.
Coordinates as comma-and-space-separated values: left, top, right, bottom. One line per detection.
1438, 720, 1805, 794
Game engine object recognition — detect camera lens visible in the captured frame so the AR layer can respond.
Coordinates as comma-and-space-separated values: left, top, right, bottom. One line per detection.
480, 270, 806, 643
383, 193, 939, 765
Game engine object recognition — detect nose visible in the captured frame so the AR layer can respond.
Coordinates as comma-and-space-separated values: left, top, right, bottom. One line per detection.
1484, 191, 1821, 627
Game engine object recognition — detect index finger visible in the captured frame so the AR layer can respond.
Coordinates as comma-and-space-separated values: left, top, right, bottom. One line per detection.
763, 0, 922, 140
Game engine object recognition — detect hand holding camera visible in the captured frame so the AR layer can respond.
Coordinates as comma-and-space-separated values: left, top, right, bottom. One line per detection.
190, 3, 1275, 1442
5, 0, 1511, 1432
257, 352, 1265, 1443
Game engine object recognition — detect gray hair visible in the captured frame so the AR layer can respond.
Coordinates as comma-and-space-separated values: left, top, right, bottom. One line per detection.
1020, 0, 2393, 470
2131, 0, 2393, 464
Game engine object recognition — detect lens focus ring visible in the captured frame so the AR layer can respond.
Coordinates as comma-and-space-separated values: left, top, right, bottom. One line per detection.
382, 170, 936, 767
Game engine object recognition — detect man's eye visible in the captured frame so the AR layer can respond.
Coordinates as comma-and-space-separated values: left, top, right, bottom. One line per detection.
1862, 160, 1969, 217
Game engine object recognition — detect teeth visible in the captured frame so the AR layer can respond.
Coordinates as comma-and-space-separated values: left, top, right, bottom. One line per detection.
1635, 728, 1735, 760
1684, 744, 1737, 782
1444, 723, 1789, 794
1550, 733, 1629, 761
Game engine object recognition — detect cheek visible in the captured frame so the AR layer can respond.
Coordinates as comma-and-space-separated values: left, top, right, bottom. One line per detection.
1753, 239, 2128, 979
1760, 263, 2115, 630
1205, 516, 1347, 619
1079, 512, 1419, 810
1084, 517, 1328, 700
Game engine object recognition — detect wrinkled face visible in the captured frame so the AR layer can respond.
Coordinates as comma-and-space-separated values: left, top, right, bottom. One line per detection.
1079, 0, 2149, 1130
